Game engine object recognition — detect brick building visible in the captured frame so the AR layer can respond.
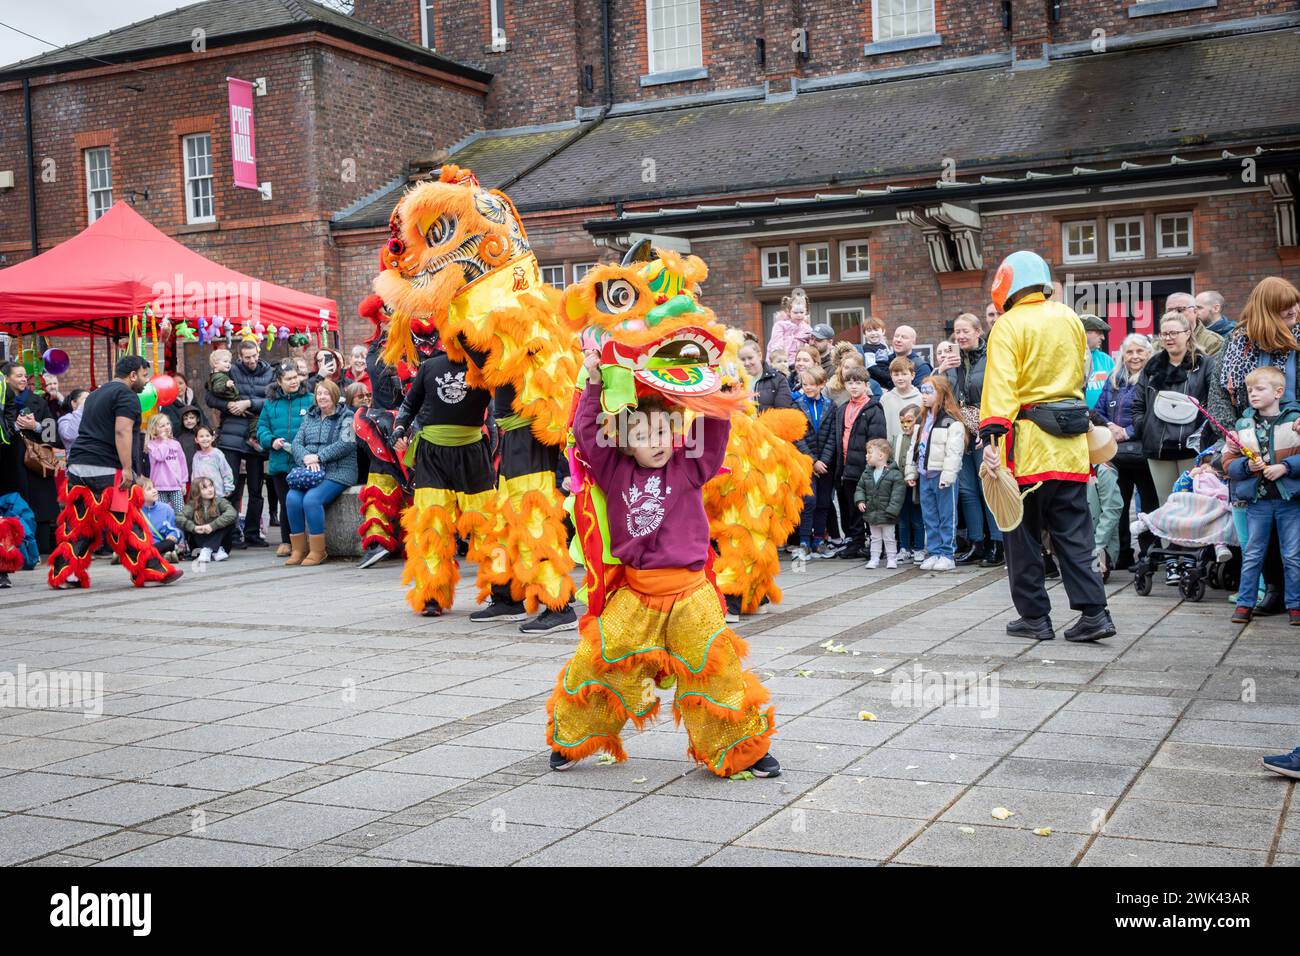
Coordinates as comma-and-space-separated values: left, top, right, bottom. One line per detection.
3, 0, 1300, 385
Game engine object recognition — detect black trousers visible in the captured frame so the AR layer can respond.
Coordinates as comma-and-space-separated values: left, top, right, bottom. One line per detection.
222, 449, 266, 545
270, 473, 291, 545
1113, 459, 1158, 557
1004, 478, 1108, 619
798, 473, 835, 542
836, 478, 865, 552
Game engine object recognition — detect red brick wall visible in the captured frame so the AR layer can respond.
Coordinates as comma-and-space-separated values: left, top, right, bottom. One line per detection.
354, 1, 1282, 117
313, 46, 485, 215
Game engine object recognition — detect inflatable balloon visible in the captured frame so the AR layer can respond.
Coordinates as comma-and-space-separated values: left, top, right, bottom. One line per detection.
139, 383, 158, 413
42, 348, 70, 375
151, 374, 178, 407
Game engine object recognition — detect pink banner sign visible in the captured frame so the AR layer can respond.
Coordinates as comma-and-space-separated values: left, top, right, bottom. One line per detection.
226, 78, 258, 190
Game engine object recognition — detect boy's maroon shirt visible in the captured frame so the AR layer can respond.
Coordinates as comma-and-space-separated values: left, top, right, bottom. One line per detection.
574, 382, 729, 571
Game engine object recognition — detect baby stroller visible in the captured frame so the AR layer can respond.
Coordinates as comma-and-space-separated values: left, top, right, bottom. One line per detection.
1130, 479, 1240, 602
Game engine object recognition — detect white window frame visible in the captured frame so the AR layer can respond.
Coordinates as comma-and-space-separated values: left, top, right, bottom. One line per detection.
540, 264, 566, 287
182, 133, 215, 225
839, 240, 871, 279
871, 0, 936, 42
761, 246, 790, 287
1108, 217, 1145, 261
84, 147, 113, 223
571, 262, 597, 284
1062, 220, 1098, 265
826, 307, 866, 334
800, 243, 831, 285
489, 0, 505, 49
420, 0, 436, 49
646, 0, 703, 75
1155, 212, 1193, 258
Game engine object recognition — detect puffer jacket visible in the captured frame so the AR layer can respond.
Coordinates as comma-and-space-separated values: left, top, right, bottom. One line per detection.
833, 399, 887, 484
1096, 376, 1140, 439
752, 364, 794, 412
854, 462, 906, 526
794, 392, 837, 473
257, 381, 314, 475
905, 412, 965, 486
1088, 462, 1123, 564
1130, 350, 1212, 461
289, 404, 357, 487
206, 357, 275, 454
947, 341, 988, 410
1224, 402, 1300, 502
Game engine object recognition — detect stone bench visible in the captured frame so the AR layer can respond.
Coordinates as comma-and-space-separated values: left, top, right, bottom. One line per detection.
323, 484, 364, 558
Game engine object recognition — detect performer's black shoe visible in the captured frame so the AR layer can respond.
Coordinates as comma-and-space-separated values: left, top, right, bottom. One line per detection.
1064, 610, 1117, 643
746, 753, 782, 778
724, 594, 741, 622
421, 599, 443, 618
357, 544, 392, 570
1006, 616, 1054, 640
979, 542, 1005, 567
520, 606, 578, 633
549, 750, 578, 772
955, 542, 982, 565
244, 535, 269, 549
143, 567, 184, 588
471, 599, 528, 623
0, 573, 10, 589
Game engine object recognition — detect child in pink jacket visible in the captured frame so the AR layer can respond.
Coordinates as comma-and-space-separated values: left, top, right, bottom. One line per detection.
145, 415, 189, 514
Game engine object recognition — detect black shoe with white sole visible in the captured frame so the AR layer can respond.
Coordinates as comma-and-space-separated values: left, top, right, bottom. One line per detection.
520, 605, 578, 633
357, 544, 392, 570
470, 599, 529, 623
0, 572, 9, 589
549, 750, 578, 771
746, 753, 782, 778
724, 594, 741, 623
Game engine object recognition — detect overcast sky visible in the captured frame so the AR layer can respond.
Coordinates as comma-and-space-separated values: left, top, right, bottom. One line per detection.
0, 1, 205, 68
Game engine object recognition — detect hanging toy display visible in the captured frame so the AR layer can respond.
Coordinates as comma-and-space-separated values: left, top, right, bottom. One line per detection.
279, 326, 291, 342
176, 320, 198, 343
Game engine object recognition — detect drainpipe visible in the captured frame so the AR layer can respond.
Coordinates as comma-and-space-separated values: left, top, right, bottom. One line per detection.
23, 78, 38, 257
602, 0, 613, 107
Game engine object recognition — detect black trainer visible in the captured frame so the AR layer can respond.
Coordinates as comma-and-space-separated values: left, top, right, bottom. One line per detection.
244, 535, 270, 549
0, 572, 10, 589
1006, 616, 1054, 640
980, 542, 1005, 567
470, 599, 528, 623
955, 542, 982, 565
549, 750, 578, 772
520, 606, 578, 633
1063, 609, 1117, 643
746, 753, 782, 778
724, 594, 741, 622
357, 544, 392, 570
420, 599, 443, 618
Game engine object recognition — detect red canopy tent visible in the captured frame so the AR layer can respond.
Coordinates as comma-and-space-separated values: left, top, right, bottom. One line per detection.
0, 201, 336, 337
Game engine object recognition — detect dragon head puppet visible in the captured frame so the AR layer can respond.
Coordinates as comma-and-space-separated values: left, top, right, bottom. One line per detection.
372, 164, 578, 445
376, 164, 535, 368
562, 239, 749, 421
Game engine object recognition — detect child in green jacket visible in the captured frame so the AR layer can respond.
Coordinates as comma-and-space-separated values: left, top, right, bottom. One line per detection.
856, 439, 907, 569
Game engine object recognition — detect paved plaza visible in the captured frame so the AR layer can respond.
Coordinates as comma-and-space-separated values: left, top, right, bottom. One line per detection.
0, 552, 1296, 867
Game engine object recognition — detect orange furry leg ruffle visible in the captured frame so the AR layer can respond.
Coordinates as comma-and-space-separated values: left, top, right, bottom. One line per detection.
401, 493, 459, 613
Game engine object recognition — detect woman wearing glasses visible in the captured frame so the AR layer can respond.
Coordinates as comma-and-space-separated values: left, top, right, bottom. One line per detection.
1129, 312, 1213, 507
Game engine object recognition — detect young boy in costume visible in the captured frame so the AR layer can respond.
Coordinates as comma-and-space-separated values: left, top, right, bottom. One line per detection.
546, 350, 780, 778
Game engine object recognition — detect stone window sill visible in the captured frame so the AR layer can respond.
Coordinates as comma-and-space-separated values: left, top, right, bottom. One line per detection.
863, 33, 942, 57
1128, 0, 1216, 18
639, 67, 708, 88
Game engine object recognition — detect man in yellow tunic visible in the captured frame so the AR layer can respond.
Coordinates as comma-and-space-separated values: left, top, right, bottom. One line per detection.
979, 251, 1115, 643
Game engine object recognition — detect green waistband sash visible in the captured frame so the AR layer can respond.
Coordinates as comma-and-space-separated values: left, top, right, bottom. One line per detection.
495, 413, 533, 433
403, 423, 483, 465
